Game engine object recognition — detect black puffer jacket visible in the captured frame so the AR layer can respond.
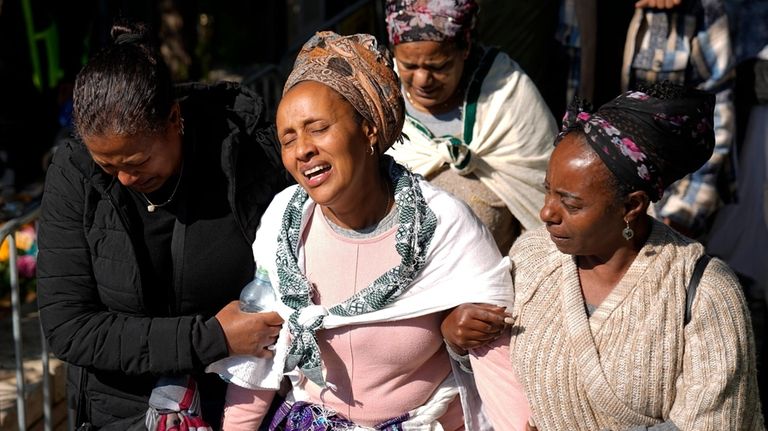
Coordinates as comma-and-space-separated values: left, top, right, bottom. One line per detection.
37, 82, 289, 428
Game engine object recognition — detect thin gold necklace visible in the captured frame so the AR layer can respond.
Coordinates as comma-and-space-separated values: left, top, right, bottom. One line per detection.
141, 164, 184, 213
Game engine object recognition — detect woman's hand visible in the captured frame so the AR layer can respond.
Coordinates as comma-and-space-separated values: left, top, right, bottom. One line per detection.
215, 301, 284, 357
441, 303, 513, 353
635, 0, 681, 9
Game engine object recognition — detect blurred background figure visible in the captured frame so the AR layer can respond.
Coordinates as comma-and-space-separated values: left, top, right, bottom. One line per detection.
707, 0, 768, 417
626, 0, 736, 241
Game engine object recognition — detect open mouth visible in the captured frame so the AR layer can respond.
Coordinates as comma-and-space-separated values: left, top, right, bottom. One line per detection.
303, 164, 331, 179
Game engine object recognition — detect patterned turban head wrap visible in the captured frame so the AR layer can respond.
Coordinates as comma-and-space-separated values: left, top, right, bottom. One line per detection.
385, 0, 479, 45
283, 31, 405, 153
556, 84, 716, 202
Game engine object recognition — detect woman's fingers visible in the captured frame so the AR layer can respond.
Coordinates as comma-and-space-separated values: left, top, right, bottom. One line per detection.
253, 312, 283, 358
636, 0, 681, 9
468, 305, 513, 333
216, 301, 285, 357
441, 303, 515, 350
260, 311, 285, 326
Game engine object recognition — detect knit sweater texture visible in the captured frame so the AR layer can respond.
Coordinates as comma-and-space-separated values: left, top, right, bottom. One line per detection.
509, 220, 764, 430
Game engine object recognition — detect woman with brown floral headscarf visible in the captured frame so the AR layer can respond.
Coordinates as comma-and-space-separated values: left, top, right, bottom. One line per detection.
216, 31, 526, 431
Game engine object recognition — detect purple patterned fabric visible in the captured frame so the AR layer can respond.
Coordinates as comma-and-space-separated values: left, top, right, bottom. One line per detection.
269, 401, 409, 431
385, 0, 479, 45
556, 89, 715, 201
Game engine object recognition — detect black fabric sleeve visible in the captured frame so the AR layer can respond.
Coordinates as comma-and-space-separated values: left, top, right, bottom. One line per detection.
36, 144, 229, 375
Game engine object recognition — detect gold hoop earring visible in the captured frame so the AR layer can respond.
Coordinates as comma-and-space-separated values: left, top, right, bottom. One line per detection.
622, 219, 634, 240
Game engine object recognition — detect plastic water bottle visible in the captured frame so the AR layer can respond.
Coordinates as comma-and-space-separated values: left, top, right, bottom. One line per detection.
239, 267, 276, 312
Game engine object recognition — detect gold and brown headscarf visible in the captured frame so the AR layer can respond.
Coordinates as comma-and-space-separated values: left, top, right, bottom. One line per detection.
283, 31, 405, 152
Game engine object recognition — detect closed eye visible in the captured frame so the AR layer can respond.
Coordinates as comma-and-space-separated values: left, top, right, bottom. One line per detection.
279, 130, 297, 147
280, 137, 296, 147
561, 198, 581, 212
124, 158, 149, 168
428, 62, 449, 71
309, 125, 328, 134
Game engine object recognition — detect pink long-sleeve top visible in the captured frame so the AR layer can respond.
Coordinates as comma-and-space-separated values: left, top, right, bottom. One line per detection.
223, 205, 529, 430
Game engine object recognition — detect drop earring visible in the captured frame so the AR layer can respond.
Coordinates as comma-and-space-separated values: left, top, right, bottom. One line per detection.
622, 219, 634, 240
179, 117, 185, 136
368, 143, 376, 156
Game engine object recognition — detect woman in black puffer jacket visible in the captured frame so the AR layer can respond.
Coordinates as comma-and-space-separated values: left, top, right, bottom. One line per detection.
36, 20, 290, 429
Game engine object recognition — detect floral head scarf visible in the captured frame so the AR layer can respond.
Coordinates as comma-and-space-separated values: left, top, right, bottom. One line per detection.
556, 87, 715, 201
385, 0, 479, 45
283, 31, 405, 152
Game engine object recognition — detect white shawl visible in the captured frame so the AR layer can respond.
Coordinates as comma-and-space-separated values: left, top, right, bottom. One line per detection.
208, 180, 513, 430
387, 49, 556, 230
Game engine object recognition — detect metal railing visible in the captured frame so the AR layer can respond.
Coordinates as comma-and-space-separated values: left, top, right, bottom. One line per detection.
3, 200, 49, 431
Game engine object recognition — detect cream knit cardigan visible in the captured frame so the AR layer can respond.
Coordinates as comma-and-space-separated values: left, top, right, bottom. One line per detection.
509, 220, 764, 430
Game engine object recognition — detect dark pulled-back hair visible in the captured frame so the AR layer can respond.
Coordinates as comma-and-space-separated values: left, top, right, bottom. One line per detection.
73, 20, 174, 138
635, 80, 689, 100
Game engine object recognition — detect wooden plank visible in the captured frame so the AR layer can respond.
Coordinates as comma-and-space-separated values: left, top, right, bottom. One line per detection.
28, 398, 68, 431
0, 358, 67, 430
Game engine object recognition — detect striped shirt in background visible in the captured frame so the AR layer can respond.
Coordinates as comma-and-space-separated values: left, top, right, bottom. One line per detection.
624, 2, 735, 236
557, 0, 736, 236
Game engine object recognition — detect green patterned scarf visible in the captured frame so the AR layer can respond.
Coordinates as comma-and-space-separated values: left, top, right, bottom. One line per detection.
276, 160, 437, 387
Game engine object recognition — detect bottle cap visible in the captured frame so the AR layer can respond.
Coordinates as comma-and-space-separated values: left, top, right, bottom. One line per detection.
255, 266, 271, 283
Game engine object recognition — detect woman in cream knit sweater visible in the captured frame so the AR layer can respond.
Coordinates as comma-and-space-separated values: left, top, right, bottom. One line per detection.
444, 83, 765, 430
